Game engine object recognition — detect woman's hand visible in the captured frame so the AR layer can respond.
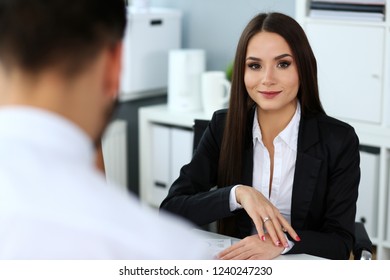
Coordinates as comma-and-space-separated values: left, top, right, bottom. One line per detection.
235, 185, 300, 248
217, 234, 283, 260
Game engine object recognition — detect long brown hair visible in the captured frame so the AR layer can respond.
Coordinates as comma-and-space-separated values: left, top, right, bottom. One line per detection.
217, 12, 325, 235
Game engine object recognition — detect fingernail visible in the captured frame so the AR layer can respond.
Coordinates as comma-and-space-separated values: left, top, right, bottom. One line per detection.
296, 235, 301, 241
276, 240, 281, 246
261, 235, 266, 241
284, 242, 289, 248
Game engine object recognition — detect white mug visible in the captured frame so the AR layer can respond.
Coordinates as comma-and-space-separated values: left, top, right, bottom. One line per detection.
201, 71, 231, 117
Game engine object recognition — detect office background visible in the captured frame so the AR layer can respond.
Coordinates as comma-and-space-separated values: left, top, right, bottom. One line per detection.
113, 0, 296, 196
150, 0, 295, 71
104, 0, 390, 259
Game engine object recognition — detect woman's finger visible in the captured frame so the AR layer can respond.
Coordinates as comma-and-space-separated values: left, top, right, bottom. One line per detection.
262, 216, 282, 247
252, 215, 266, 241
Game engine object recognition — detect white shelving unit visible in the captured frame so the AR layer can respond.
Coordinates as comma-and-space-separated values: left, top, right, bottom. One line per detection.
296, 0, 390, 259
138, 104, 209, 208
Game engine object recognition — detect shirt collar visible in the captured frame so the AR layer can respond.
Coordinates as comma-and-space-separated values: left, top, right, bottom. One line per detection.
0, 106, 95, 164
252, 101, 301, 151
252, 110, 262, 146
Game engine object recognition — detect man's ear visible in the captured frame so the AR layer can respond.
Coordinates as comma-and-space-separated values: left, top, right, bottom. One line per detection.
103, 42, 123, 99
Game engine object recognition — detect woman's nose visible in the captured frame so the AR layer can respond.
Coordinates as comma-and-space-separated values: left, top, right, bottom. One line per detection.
261, 67, 276, 87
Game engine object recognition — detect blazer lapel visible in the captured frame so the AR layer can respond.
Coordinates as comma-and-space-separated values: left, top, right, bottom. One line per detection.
241, 106, 256, 186
291, 116, 322, 228
242, 146, 253, 185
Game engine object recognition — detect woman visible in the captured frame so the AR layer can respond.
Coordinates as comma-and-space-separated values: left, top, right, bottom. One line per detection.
160, 12, 360, 260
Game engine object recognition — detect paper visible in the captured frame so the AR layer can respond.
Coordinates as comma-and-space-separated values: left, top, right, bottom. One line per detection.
202, 239, 232, 259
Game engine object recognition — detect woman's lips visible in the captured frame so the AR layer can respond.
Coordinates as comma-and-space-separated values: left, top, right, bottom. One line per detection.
259, 90, 282, 99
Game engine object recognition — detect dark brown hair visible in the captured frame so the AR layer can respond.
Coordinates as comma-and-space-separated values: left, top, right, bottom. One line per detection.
0, 0, 126, 77
217, 12, 325, 235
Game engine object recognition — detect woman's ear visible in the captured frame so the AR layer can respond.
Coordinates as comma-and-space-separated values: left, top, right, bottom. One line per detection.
103, 42, 123, 100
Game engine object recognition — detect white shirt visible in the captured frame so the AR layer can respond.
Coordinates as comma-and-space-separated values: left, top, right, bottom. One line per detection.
230, 102, 301, 224
0, 107, 208, 260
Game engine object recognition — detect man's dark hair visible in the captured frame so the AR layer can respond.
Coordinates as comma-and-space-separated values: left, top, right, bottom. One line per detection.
0, 0, 126, 76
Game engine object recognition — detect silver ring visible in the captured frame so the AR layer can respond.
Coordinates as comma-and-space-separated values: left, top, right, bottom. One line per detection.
263, 217, 270, 223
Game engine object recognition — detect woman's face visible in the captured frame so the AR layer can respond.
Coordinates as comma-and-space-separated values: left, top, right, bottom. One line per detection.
244, 31, 299, 115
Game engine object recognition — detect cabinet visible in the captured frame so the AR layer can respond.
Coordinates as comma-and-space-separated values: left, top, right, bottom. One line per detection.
139, 104, 209, 208
296, 0, 390, 259
102, 119, 128, 191
119, 7, 182, 101
148, 124, 194, 207
306, 23, 384, 123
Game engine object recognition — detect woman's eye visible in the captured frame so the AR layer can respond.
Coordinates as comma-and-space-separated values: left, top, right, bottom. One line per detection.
277, 61, 291, 69
248, 63, 261, 70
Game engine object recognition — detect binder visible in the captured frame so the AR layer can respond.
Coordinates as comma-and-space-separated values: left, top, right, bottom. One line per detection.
310, 2, 385, 13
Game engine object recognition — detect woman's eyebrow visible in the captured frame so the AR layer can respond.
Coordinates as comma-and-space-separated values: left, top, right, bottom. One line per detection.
246, 53, 293, 61
274, 53, 293, 60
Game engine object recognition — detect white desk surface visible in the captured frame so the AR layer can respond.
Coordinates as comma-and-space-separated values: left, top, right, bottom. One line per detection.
194, 229, 326, 260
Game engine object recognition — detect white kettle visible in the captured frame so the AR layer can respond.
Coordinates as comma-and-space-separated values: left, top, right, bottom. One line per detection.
167, 49, 206, 112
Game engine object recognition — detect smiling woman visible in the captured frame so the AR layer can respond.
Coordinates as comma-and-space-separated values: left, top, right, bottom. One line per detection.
244, 32, 299, 125
160, 12, 360, 260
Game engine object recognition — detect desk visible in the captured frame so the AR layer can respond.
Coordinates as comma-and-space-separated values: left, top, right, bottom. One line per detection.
194, 229, 326, 260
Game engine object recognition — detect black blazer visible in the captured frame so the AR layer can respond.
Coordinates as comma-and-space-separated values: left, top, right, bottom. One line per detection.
160, 108, 360, 260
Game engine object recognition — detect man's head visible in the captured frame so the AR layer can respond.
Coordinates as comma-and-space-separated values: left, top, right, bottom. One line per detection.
0, 0, 126, 77
0, 0, 127, 143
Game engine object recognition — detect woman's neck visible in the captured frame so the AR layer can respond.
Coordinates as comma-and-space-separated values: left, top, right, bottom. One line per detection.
257, 100, 298, 146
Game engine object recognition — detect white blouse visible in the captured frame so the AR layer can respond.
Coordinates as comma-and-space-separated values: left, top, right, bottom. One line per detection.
230, 101, 301, 225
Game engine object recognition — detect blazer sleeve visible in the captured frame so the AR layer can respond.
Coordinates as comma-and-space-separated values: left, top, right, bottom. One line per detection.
288, 118, 360, 259
160, 110, 235, 226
